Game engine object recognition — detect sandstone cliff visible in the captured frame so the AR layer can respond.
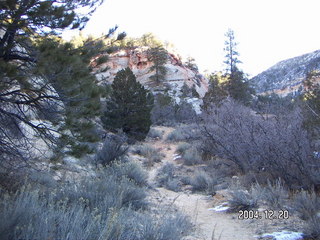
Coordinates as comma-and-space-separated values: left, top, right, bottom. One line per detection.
92, 47, 208, 109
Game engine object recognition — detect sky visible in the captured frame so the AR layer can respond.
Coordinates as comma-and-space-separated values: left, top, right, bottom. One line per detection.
63, 0, 320, 77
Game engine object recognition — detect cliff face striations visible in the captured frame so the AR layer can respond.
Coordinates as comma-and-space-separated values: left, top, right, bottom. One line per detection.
92, 47, 208, 100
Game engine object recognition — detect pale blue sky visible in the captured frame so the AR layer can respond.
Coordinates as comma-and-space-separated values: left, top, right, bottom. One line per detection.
64, 0, 320, 77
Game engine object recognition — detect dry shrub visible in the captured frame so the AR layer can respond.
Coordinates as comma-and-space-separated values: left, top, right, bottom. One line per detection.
201, 99, 320, 190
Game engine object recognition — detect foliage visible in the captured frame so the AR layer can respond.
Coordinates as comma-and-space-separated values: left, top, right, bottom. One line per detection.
133, 144, 163, 165
147, 128, 163, 139
156, 163, 181, 192
184, 57, 199, 72
201, 99, 320, 189
181, 83, 199, 98
223, 67, 254, 105
176, 142, 192, 155
301, 70, 320, 137
94, 134, 128, 166
228, 190, 258, 212
118, 32, 164, 48
35, 37, 106, 155
293, 190, 320, 221
223, 28, 242, 74
182, 147, 202, 166
166, 129, 190, 142
0, 160, 192, 240
151, 93, 197, 125
147, 47, 168, 84
101, 68, 154, 141
220, 29, 254, 105
0, 0, 127, 167
258, 180, 288, 209
190, 170, 217, 194
202, 72, 228, 109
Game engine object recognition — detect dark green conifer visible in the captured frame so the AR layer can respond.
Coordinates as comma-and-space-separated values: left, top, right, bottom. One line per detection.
147, 47, 168, 84
101, 68, 154, 141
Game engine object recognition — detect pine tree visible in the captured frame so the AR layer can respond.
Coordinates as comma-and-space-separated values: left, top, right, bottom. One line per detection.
302, 70, 320, 136
185, 57, 199, 72
101, 68, 154, 141
222, 29, 254, 105
223, 29, 242, 74
34, 37, 107, 157
203, 73, 228, 109
0, 0, 110, 164
147, 47, 168, 84
224, 67, 254, 105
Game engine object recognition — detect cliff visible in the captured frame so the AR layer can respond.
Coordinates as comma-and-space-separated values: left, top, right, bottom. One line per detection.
92, 47, 208, 109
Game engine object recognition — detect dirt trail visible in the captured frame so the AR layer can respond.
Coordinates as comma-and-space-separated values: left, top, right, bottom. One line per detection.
147, 126, 257, 240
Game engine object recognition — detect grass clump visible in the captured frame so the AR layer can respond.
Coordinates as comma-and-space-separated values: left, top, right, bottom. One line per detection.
293, 190, 320, 221
166, 129, 189, 142
190, 170, 217, 195
182, 147, 202, 166
176, 142, 191, 155
228, 189, 258, 212
262, 180, 288, 209
95, 134, 128, 166
133, 144, 164, 166
156, 163, 181, 192
0, 160, 192, 240
147, 128, 163, 139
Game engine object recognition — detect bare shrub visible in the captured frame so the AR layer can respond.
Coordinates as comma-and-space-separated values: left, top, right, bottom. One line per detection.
262, 180, 289, 209
201, 99, 320, 189
228, 189, 258, 212
304, 216, 320, 240
95, 134, 128, 166
293, 190, 320, 221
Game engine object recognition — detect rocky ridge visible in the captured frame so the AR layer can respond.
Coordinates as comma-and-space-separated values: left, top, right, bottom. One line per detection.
92, 47, 209, 112
250, 49, 320, 97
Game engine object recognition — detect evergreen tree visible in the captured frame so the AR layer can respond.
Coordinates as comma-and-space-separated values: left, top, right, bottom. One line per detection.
203, 72, 228, 109
34, 37, 107, 157
184, 57, 199, 72
222, 29, 254, 105
223, 67, 254, 105
302, 70, 320, 136
223, 28, 242, 74
147, 47, 168, 84
0, 0, 112, 165
101, 68, 154, 141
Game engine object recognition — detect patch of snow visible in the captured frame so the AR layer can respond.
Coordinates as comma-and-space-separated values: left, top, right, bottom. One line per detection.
313, 151, 320, 158
260, 231, 304, 240
208, 202, 230, 212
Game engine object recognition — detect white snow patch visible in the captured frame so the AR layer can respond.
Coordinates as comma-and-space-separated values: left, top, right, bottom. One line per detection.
208, 202, 230, 212
260, 231, 304, 240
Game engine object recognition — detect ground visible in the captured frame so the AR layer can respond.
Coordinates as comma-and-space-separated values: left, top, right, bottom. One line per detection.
139, 126, 258, 240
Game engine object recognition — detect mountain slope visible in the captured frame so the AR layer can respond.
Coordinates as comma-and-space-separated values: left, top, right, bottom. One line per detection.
250, 50, 320, 96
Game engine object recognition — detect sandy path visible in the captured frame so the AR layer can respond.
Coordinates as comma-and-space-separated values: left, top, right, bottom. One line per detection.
147, 126, 257, 240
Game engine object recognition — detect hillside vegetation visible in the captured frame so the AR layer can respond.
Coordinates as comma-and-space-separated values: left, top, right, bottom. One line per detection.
1, 1, 320, 240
